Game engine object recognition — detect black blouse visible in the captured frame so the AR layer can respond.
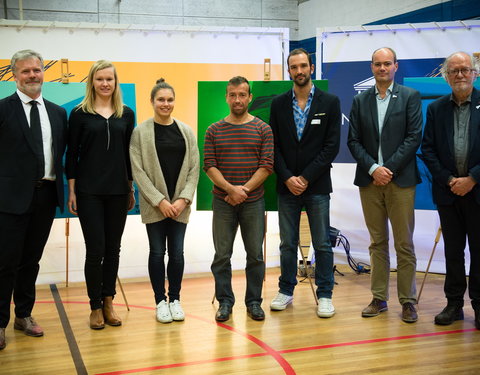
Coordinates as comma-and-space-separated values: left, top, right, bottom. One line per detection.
154, 121, 186, 200
66, 106, 135, 195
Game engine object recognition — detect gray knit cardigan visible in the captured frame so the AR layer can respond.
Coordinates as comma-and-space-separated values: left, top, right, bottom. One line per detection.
129, 118, 200, 224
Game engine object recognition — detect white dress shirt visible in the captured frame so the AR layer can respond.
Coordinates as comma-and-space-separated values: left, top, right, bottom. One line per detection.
17, 89, 55, 180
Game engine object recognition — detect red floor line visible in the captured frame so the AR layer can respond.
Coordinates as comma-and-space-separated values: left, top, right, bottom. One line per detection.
96, 353, 270, 375
34, 299, 478, 375
35, 299, 294, 374
36, 300, 155, 310
95, 327, 479, 374
280, 328, 479, 354
94, 327, 479, 374
176, 314, 295, 374
215, 321, 296, 375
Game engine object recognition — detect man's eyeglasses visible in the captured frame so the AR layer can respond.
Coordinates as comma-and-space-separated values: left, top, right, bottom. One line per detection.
446, 68, 477, 76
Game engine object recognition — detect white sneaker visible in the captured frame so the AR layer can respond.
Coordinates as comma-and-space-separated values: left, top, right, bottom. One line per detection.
270, 292, 293, 311
169, 300, 185, 321
156, 300, 173, 323
317, 297, 335, 318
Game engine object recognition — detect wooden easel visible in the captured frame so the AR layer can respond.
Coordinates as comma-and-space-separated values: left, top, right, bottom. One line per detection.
417, 226, 442, 304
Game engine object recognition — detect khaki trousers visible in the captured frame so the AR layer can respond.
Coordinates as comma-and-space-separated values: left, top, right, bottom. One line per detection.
359, 182, 417, 304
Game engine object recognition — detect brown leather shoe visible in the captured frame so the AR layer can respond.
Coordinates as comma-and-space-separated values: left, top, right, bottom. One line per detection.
362, 298, 388, 317
402, 302, 418, 323
14, 316, 44, 337
90, 308, 105, 330
103, 296, 122, 326
0, 327, 5, 350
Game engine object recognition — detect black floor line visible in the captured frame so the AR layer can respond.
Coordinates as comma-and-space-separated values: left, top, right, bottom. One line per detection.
50, 284, 88, 375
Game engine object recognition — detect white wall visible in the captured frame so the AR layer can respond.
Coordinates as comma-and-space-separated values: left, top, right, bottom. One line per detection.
40, 163, 447, 286
317, 21, 480, 275
0, 21, 287, 285
330, 165, 445, 276
2, 3, 470, 288
39, 204, 283, 285
0, 0, 299, 39
298, 0, 443, 39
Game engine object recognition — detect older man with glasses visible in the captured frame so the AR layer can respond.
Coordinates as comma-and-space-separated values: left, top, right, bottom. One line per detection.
422, 51, 480, 329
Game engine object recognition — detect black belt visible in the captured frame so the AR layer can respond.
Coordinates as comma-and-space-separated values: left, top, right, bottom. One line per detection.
35, 179, 55, 188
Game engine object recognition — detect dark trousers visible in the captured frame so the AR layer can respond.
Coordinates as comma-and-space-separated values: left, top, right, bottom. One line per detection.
146, 218, 187, 304
438, 193, 480, 310
0, 181, 57, 327
211, 197, 265, 307
77, 193, 128, 310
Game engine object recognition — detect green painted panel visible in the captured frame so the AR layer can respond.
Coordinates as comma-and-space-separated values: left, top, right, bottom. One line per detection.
197, 80, 329, 211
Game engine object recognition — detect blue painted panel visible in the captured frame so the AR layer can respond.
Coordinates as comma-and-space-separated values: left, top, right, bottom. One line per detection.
0, 82, 138, 218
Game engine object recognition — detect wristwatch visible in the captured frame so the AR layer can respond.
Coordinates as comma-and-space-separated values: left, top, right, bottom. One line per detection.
183, 198, 191, 205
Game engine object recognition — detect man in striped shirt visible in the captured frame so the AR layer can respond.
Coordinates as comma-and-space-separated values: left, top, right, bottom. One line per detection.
204, 76, 274, 322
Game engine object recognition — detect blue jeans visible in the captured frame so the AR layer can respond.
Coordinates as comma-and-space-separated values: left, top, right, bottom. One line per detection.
278, 193, 334, 299
211, 196, 265, 307
146, 218, 187, 304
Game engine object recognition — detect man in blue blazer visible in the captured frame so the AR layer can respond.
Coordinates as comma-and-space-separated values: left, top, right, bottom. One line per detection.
421, 51, 480, 329
269, 48, 341, 318
348, 47, 422, 323
0, 50, 67, 350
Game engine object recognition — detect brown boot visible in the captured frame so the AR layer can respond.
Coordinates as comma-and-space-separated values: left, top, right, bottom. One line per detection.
103, 296, 122, 326
89, 309, 105, 330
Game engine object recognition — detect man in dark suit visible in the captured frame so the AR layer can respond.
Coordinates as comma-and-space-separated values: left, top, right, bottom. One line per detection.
0, 50, 67, 350
269, 48, 341, 318
347, 47, 422, 323
421, 51, 480, 329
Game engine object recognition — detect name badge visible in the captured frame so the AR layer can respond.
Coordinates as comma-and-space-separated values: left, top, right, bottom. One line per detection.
311, 119, 321, 125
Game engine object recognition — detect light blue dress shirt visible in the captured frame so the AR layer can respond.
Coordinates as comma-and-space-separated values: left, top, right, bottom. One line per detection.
368, 83, 394, 175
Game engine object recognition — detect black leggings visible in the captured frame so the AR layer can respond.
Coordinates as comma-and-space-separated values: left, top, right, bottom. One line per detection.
77, 193, 129, 310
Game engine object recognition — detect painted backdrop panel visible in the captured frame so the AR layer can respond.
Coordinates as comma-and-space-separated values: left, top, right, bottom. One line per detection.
197, 80, 329, 211
0, 81, 137, 218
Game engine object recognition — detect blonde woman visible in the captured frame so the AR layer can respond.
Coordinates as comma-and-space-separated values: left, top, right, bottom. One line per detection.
66, 60, 135, 329
130, 79, 199, 323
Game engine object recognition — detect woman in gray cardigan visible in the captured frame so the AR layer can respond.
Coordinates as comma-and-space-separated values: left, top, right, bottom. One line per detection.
130, 79, 199, 323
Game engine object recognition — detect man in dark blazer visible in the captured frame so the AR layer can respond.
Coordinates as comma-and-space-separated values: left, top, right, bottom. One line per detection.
421, 51, 480, 329
347, 47, 422, 323
0, 50, 67, 350
269, 48, 341, 318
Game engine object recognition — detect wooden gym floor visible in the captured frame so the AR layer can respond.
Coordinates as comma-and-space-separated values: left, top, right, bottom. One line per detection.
0, 266, 479, 375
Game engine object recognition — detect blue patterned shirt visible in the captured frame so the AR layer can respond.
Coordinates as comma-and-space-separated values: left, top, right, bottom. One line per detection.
292, 85, 315, 140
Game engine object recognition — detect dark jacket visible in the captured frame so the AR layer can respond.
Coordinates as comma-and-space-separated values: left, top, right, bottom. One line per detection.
347, 82, 422, 187
269, 86, 341, 195
0, 92, 67, 214
421, 87, 480, 205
